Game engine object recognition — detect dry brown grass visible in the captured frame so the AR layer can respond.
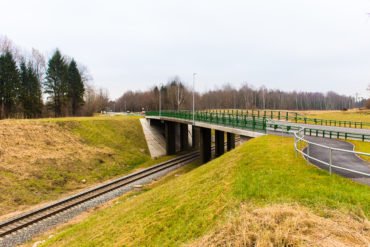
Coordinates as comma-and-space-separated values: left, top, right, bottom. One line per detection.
0, 120, 112, 179
189, 204, 370, 247
0, 116, 153, 217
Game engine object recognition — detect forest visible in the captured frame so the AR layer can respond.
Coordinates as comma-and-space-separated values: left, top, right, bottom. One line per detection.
115, 77, 365, 112
0, 36, 108, 119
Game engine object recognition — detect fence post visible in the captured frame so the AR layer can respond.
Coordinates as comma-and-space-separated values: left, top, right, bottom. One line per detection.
294, 135, 298, 158
307, 143, 310, 164
329, 148, 332, 175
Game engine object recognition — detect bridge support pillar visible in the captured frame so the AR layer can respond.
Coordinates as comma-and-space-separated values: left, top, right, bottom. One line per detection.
215, 130, 225, 157
200, 127, 212, 163
165, 121, 176, 155
192, 126, 200, 149
180, 123, 189, 151
227, 132, 235, 151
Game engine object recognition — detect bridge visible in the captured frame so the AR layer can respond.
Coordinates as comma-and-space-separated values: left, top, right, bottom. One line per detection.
145, 110, 370, 185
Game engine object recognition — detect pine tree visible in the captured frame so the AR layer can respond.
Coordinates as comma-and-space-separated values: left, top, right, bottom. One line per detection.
67, 59, 85, 115
44, 50, 68, 117
19, 61, 43, 118
0, 51, 20, 118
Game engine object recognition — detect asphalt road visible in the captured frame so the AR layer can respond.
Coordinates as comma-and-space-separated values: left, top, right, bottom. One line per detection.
303, 136, 370, 186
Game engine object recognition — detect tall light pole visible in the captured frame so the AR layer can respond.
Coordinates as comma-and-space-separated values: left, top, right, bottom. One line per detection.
159, 84, 162, 117
192, 73, 196, 124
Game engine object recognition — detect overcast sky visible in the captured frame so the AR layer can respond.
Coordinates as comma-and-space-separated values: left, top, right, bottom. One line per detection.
1, 0, 370, 99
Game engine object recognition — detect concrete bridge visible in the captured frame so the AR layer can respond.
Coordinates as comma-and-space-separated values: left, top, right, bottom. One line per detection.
144, 111, 370, 184
145, 114, 264, 163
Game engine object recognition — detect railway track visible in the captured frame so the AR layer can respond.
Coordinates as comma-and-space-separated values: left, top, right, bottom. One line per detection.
0, 150, 200, 242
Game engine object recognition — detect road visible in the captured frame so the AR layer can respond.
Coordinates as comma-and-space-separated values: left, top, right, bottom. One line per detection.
303, 136, 370, 186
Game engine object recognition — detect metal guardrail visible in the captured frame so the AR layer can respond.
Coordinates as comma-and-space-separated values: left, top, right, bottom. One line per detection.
146, 111, 370, 142
267, 122, 370, 142
146, 110, 267, 133
206, 109, 369, 129
293, 128, 370, 177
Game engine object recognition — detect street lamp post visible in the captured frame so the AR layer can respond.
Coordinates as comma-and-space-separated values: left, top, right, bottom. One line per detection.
192, 73, 196, 124
159, 84, 162, 117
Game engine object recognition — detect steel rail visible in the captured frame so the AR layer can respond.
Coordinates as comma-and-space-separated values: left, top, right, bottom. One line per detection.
0, 151, 200, 238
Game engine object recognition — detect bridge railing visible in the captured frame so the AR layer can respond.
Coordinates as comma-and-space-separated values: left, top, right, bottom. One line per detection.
205, 109, 369, 129
294, 128, 370, 177
266, 122, 370, 142
146, 110, 267, 132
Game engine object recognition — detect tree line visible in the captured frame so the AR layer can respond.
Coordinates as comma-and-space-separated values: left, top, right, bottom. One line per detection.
0, 36, 109, 119
115, 77, 364, 112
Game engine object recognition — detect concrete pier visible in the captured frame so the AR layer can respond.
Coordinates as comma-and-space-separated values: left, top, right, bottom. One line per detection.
180, 123, 189, 151
227, 132, 235, 151
165, 121, 176, 155
215, 130, 225, 157
200, 127, 212, 163
192, 126, 200, 149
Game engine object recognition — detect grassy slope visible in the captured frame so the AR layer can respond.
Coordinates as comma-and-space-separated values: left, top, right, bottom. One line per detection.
38, 135, 370, 247
0, 116, 165, 216
349, 140, 370, 162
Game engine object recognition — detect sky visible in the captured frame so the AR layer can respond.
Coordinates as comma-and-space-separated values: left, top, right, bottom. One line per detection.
1, 0, 370, 100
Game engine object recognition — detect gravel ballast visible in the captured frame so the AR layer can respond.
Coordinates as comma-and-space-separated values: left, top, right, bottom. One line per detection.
0, 159, 194, 247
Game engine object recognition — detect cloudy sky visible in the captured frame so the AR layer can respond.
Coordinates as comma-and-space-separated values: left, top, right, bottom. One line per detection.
1, 0, 370, 99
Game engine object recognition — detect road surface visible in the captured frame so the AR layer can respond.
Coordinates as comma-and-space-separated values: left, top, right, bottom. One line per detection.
304, 136, 370, 186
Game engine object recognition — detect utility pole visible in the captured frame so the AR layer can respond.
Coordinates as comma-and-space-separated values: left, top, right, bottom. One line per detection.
193, 73, 196, 124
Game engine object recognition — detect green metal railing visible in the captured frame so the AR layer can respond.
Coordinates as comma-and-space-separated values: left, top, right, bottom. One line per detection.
266, 123, 370, 142
146, 110, 370, 142
146, 110, 267, 133
206, 109, 369, 129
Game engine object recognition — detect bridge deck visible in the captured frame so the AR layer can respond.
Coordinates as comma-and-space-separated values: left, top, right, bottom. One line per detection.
146, 116, 265, 138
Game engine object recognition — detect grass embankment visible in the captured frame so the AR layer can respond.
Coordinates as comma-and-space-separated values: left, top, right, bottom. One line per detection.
348, 140, 370, 162
35, 135, 370, 247
0, 116, 163, 216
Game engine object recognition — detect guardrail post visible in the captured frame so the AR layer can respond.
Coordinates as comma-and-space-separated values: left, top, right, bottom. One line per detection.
294, 135, 298, 158
307, 144, 310, 164
329, 148, 332, 175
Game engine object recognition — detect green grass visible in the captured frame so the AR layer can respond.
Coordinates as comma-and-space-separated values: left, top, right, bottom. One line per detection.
37, 135, 370, 247
302, 109, 370, 125
348, 140, 370, 162
0, 116, 170, 216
